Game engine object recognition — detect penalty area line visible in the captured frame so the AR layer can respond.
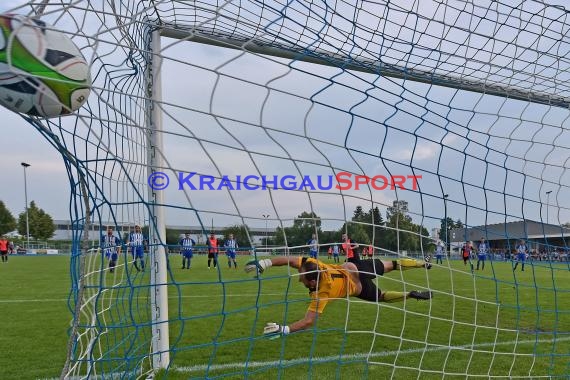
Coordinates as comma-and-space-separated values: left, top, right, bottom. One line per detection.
171, 336, 570, 374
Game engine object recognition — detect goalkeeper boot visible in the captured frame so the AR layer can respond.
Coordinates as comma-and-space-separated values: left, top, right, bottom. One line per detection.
409, 290, 433, 300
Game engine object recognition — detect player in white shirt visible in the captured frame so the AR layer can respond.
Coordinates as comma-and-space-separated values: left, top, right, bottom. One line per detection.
476, 237, 488, 271
308, 234, 318, 259
179, 233, 196, 269
513, 239, 527, 272
101, 226, 121, 273
435, 240, 444, 264
128, 225, 146, 272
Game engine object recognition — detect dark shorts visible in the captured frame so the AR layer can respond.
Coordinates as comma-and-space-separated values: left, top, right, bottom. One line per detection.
347, 252, 361, 264
477, 254, 486, 261
463, 256, 469, 263
356, 259, 385, 277
355, 259, 385, 302
182, 250, 193, 258
208, 252, 217, 259
0, 250, 7, 256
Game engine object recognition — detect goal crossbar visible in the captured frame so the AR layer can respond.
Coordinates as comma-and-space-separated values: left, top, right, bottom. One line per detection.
160, 24, 570, 109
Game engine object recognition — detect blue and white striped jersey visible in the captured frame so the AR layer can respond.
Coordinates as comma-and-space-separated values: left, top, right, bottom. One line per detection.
101, 234, 120, 255
129, 232, 145, 247
180, 238, 196, 251
225, 239, 238, 252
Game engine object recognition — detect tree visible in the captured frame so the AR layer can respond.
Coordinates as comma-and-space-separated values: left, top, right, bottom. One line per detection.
222, 224, 252, 248
439, 217, 455, 242
369, 206, 385, 247
439, 218, 464, 249
0, 201, 16, 235
353, 206, 365, 221
384, 211, 411, 252
386, 200, 412, 223
339, 222, 370, 245
17, 201, 55, 240
165, 228, 181, 246
382, 211, 430, 253
274, 211, 321, 247
351, 205, 385, 248
319, 230, 340, 245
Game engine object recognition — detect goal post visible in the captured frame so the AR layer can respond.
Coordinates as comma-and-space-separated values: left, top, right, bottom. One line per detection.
145, 28, 170, 371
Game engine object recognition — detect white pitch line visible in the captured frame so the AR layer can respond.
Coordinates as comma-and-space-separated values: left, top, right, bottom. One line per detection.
0, 292, 307, 303
171, 336, 570, 374
0, 298, 69, 303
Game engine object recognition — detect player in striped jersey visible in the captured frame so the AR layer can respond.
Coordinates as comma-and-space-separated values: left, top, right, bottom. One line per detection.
101, 226, 121, 273
224, 234, 239, 269
308, 234, 318, 259
179, 233, 196, 269
476, 237, 488, 271
513, 239, 527, 272
128, 225, 147, 272
332, 244, 340, 263
435, 240, 444, 264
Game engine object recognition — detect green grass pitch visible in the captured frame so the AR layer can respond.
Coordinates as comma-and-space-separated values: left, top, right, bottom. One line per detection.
0, 254, 569, 379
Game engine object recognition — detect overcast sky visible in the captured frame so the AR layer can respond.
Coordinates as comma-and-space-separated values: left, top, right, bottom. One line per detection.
1, 0, 570, 235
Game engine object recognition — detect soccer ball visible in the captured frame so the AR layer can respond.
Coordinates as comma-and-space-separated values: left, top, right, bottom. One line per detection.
0, 14, 91, 118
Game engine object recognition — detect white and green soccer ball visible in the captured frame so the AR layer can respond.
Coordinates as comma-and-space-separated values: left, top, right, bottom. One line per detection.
0, 14, 91, 118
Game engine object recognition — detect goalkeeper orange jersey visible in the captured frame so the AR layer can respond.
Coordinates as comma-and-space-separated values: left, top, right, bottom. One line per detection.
297, 257, 359, 314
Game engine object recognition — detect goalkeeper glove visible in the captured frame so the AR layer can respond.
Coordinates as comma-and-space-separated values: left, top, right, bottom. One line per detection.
263, 322, 290, 340
244, 259, 272, 275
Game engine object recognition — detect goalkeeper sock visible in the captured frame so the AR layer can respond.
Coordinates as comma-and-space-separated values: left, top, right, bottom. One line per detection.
382, 291, 407, 303
393, 258, 424, 271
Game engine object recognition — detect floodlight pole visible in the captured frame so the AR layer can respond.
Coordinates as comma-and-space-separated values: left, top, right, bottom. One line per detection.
546, 191, 552, 224
262, 214, 270, 252
444, 194, 449, 256
146, 28, 170, 370
21, 162, 31, 247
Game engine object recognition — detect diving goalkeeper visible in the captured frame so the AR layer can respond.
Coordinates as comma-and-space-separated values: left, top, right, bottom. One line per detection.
244, 255, 433, 338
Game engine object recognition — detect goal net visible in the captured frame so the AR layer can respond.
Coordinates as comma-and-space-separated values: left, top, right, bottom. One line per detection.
5, 0, 570, 378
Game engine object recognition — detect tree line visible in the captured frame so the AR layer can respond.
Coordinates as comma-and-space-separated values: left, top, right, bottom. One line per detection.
0, 200, 55, 240
266, 206, 432, 253
438, 217, 464, 247
0, 198, 442, 253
